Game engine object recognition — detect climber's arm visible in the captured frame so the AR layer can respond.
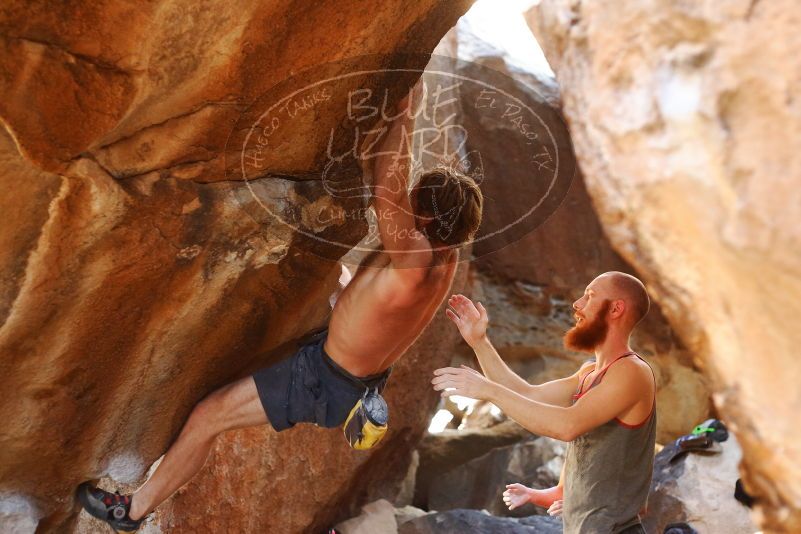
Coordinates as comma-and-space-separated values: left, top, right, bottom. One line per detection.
364, 89, 432, 276
329, 263, 353, 309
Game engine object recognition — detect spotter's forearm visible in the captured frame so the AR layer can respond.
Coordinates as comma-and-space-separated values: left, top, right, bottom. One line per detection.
487, 383, 574, 441
472, 336, 533, 397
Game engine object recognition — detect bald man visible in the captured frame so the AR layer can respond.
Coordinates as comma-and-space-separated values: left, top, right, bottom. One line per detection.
433, 272, 656, 534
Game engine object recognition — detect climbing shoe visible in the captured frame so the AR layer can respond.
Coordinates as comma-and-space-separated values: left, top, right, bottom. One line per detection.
77, 482, 143, 533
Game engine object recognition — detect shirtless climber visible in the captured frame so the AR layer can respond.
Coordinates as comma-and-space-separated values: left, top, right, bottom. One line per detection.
77, 86, 483, 532
433, 272, 656, 533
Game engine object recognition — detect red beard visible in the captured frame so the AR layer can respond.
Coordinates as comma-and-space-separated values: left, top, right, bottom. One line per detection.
564, 299, 611, 352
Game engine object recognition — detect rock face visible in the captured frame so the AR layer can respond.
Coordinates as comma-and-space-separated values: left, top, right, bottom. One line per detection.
414, 421, 531, 509
428, 437, 564, 517
0, 1, 476, 532
529, 1, 801, 530
644, 435, 757, 534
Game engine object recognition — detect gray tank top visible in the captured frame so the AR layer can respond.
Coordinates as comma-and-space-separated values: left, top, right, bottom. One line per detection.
562, 353, 657, 534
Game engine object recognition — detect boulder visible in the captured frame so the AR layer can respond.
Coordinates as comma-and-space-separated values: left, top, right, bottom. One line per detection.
428, 437, 564, 517
398, 509, 563, 534
644, 434, 757, 534
334, 500, 432, 534
0, 1, 478, 532
395, 505, 432, 527
529, 1, 801, 529
336, 499, 399, 534
413, 421, 531, 509
0, 123, 356, 533
0, 1, 472, 177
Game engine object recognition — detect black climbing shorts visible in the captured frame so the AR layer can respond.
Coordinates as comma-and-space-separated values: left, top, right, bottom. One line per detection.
253, 331, 390, 432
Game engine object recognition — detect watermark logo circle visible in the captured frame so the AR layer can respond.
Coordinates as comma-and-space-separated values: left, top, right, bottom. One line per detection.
223, 53, 576, 261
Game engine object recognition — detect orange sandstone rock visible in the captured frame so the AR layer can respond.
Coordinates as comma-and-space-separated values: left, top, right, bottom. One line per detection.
0, 1, 476, 532
530, 1, 801, 530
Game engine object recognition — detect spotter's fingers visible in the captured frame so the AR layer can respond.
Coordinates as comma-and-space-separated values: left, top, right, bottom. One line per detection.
432, 367, 464, 376
431, 376, 460, 391
455, 295, 479, 318
460, 365, 480, 375
430, 376, 455, 388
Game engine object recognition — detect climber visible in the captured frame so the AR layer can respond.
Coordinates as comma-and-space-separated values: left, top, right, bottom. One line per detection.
77, 84, 484, 532
432, 272, 656, 534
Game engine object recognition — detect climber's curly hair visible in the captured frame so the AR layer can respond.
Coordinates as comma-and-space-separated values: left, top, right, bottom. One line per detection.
411, 168, 483, 247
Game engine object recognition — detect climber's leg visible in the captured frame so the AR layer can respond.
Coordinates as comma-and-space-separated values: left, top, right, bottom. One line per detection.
127, 376, 267, 520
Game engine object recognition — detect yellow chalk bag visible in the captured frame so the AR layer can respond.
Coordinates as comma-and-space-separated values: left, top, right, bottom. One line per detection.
343, 388, 389, 450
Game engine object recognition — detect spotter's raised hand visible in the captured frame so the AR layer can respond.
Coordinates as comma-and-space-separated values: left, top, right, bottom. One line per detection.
445, 294, 489, 347
431, 365, 493, 401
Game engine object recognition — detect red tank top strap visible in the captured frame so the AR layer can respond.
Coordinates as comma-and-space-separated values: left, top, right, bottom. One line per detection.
576, 369, 592, 393
595, 351, 638, 381
572, 360, 597, 399
574, 352, 639, 398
